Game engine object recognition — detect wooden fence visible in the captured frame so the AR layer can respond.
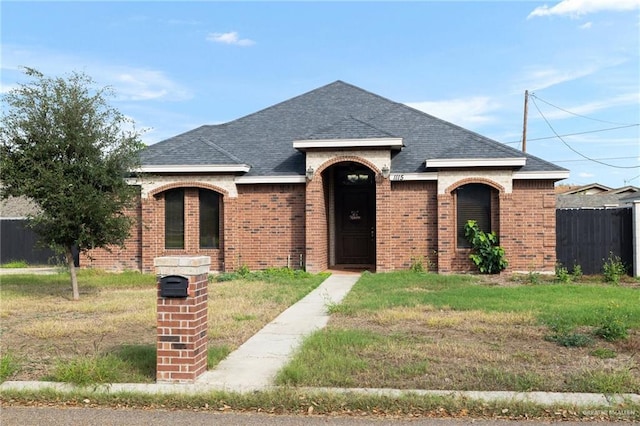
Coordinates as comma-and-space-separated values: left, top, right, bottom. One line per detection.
0, 219, 78, 266
556, 208, 633, 275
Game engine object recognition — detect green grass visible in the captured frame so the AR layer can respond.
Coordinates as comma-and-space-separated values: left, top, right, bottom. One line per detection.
1, 387, 638, 421
0, 353, 20, 381
45, 354, 153, 385
207, 345, 232, 368
566, 369, 638, 394
0, 260, 30, 268
341, 271, 640, 328
1, 269, 156, 298
281, 271, 640, 392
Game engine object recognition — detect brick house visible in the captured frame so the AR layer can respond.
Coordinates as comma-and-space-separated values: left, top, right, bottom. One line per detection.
85, 81, 568, 274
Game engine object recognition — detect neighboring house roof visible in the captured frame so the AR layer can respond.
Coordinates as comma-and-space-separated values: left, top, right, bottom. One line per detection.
0, 196, 39, 218
140, 81, 567, 177
558, 183, 612, 195
604, 185, 640, 195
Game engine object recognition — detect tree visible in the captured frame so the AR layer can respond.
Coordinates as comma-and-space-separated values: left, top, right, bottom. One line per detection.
0, 68, 144, 300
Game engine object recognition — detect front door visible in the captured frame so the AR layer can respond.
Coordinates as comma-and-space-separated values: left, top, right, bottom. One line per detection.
335, 166, 375, 266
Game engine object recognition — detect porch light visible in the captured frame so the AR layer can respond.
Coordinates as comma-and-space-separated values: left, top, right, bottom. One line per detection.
381, 164, 390, 179
306, 166, 315, 181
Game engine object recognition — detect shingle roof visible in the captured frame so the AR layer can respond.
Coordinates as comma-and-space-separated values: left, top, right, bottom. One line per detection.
140, 81, 567, 176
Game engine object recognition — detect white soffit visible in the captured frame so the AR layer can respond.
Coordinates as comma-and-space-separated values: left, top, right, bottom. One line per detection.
293, 138, 403, 150
136, 164, 251, 173
426, 158, 527, 168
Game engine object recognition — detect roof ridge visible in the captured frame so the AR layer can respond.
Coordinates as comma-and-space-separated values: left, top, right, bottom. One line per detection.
198, 137, 248, 165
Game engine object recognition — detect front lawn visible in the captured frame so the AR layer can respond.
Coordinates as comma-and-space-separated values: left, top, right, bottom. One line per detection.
0, 268, 326, 383
277, 271, 640, 393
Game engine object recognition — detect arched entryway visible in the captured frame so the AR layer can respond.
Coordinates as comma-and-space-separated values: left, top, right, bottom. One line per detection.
327, 162, 376, 269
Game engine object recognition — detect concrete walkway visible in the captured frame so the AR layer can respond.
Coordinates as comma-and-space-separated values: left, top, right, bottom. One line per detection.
196, 272, 359, 391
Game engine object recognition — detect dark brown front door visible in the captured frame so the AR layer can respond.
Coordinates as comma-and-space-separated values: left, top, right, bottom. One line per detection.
335, 166, 375, 266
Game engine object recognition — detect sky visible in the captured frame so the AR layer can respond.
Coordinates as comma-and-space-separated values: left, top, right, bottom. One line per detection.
1, 0, 639, 188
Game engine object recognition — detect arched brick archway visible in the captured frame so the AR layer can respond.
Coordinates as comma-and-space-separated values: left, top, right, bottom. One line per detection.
305, 156, 391, 273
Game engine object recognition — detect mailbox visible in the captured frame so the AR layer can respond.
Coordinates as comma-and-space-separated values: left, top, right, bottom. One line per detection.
159, 275, 189, 298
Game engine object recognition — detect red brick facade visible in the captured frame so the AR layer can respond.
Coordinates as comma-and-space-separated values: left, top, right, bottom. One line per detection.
86, 164, 558, 274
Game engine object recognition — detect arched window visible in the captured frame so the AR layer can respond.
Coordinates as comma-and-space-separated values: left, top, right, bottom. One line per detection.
456, 183, 492, 248
164, 188, 221, 250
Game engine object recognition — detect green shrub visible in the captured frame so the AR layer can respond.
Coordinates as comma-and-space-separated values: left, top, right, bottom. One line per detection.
545, 332, 593, 348
464, 220, 508, 274
594, 303, 629, 341
602, 253, 627, 285
409, 256, 425, 273
571, 264, 583, 281
555, 263, 571, 283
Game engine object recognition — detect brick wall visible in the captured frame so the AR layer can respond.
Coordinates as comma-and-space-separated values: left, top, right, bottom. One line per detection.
236, 184, 306, 270
305, 175, 329, 273
501, 180, 557, 272
85, 175, 557, 275
437, 178, 556, 274
81, 191, 142, 271
389, 181, 438, 271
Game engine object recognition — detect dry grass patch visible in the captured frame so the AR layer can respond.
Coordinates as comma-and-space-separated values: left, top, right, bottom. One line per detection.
0, 270, 325, 382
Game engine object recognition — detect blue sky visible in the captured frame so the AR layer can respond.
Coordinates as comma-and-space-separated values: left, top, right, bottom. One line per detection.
2, 0, 639, 187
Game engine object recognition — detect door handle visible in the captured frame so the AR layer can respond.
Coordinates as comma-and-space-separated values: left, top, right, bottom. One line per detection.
370, 227, 375, 238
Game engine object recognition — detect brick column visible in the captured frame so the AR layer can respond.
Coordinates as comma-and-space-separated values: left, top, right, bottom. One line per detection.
155, 256, 210, 383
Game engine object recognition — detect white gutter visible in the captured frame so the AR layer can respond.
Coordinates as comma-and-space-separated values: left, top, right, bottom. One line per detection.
136, 164, 251, 173
293, 138, 403, 150
426, 157, 527, 168
512, 170, 570, 180
235, 175, 306, 184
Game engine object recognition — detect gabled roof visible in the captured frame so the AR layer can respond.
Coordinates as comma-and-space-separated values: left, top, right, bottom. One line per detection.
605, 185, 640, 195
140, 81, 567, 177
559, 183, 612, 195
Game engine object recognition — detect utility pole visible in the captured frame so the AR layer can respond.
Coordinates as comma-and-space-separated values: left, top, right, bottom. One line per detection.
522, 90, 529, 153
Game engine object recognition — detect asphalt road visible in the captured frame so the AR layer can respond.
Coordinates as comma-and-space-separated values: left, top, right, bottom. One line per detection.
0, 406, 619, 425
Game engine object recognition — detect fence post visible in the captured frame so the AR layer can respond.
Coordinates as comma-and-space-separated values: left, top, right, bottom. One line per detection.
633, 200, 639, 278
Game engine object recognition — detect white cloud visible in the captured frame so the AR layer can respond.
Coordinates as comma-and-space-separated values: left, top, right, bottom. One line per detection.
516, 57, 627, 91
111, 69, 191, 102
578, 172, 595, 178
0, 44, 192, 102
528, 0, 640, 19
535, 92, 640, 120
206, 31, 255, 47
405, 97, 501, 127
579, 21, 593, 29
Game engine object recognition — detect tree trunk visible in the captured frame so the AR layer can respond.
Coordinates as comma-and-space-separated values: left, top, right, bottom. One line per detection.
65, 246, 80, 300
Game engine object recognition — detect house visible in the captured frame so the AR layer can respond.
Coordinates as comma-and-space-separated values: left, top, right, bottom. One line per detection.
85, 81, 569, 274
557, 185, 640, 209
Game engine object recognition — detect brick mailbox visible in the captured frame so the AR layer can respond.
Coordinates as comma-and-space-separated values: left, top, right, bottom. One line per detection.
154, 256, 210, 383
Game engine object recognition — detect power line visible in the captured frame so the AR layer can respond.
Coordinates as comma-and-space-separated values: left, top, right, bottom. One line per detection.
502, 123, 640, 145
530, 96, 640, 169
552, 156, 637, 163
529, 93, 638, 126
